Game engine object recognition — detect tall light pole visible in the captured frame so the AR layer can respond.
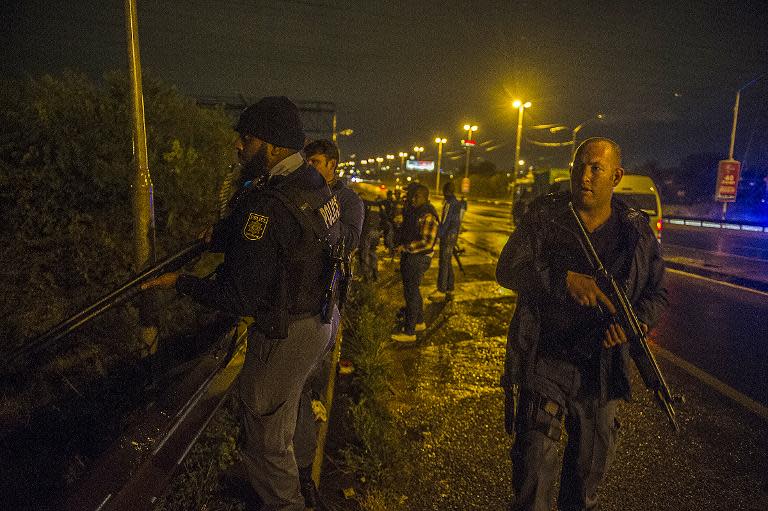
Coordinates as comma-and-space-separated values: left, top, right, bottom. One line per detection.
376, 156, 384, 172
511, 101, 531, 221
570, 113, 604, 162
398, 151, 408, 172
413, 145, 424, 160
512, 100, 531, 178
720, 73, 767, 218
463, 124, 478, 178
434, 137, 446, 194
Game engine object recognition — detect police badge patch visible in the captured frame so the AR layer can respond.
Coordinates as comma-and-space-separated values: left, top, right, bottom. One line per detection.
243, 213, 269, 240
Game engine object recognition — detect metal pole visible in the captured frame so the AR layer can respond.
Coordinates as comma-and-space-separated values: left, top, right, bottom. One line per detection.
723, 90, 741, 220
728, 89, 740, 160
463, 146, 471, 178
125, 0, 158, 355
571, 127, 578, 163
463, 127, 472, 179
435, 141, 443, 194
511, 107, 524, 215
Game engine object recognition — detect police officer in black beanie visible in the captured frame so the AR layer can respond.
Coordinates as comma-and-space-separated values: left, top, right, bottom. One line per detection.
143, 96, 340, 510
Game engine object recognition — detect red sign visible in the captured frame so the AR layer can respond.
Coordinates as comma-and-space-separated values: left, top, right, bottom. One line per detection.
715, 159, 741, 202
461, 177, 471, 194
461, 139, 476, 147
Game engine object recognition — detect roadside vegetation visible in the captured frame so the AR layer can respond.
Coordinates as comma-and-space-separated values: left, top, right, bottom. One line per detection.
0, 71, 234, 504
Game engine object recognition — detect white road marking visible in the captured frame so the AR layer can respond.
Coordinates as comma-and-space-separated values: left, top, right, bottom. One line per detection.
650, 341, 768, 422
667, 268, 768, 297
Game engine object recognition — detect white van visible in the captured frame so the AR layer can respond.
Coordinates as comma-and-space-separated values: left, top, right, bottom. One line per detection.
614, 174, 663, 241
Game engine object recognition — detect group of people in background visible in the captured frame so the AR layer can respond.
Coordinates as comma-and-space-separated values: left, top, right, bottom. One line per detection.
358, 180, 467, 343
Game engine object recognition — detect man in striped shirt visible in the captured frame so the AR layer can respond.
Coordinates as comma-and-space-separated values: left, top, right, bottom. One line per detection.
392, 184, 439, 343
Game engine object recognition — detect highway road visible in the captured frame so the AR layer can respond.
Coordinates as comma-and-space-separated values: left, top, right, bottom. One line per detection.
461, 200, 768, 407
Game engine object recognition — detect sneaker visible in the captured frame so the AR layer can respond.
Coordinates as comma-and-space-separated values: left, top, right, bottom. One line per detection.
414, 322, 427, 332
391, 332, 417, 343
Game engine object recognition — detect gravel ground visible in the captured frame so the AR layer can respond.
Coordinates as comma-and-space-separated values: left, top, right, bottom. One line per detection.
361, 246, 768, 511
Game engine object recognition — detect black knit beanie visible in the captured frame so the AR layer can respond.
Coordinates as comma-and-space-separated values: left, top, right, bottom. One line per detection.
235, 96, 305, 151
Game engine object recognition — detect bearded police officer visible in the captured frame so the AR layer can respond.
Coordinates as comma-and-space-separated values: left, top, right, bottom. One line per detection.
496, 138, 668, 511
143, 96, 341, 511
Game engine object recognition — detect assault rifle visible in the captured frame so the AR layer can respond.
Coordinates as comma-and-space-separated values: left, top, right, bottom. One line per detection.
567, 203, 684, 433
453, 244, 466, 274
321, 238, 349, 323
9, 240, 207, 366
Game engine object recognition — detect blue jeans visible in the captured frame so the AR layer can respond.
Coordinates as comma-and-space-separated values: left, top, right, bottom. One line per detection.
437, 231, 458, 293
400, 252, 432, 333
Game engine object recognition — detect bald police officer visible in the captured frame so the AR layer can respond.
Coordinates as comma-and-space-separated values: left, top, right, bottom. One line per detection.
496, 138, 668, 511
143, 96, 341, 510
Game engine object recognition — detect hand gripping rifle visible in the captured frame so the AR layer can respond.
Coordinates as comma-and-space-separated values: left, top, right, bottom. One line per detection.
8, 240, 208, 367
567, 203, 684, 433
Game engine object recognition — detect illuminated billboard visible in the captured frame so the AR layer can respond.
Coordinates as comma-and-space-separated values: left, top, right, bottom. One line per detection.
405, 160, 435, 172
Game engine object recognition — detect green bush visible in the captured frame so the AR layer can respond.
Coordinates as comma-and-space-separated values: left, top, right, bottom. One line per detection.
0, 71, 234, 348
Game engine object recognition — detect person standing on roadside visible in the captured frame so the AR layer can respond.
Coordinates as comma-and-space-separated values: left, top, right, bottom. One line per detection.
391, 184, 439, 343
298, 138, 362, 508
143, 97, 341, 511
496, 138, 668, 511
428, 180, 462, 302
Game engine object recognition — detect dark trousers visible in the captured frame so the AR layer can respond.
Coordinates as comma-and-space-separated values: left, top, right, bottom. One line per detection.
510, 381, 620, 511
237, 315, 331, 510
400, 252, 431, 333
437, 230, 458, 293
358, 230, 380, 281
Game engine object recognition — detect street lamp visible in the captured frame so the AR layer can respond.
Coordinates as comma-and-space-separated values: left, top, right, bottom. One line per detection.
413, 146, 424, 159
398, 151, 408, 172
462, 124, 478, 179
512, 100, 531, 177
434, 137, 447, 194
375, 156, 384, 172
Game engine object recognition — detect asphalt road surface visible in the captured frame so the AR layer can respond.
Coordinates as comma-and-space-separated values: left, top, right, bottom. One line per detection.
462, 199, 768, 407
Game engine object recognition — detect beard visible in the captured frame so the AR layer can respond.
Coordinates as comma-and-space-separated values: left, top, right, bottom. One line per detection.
240, 145, 269, 184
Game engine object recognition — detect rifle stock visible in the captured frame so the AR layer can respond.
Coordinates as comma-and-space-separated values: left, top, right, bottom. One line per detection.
567, 203, 682, 433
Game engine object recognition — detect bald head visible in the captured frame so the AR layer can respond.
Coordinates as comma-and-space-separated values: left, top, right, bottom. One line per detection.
573, 137, 622, 168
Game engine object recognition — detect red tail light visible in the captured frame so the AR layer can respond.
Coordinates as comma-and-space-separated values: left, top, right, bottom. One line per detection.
656, 218, 663, 232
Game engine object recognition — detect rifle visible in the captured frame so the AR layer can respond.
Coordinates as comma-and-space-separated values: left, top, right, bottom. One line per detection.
567, 203, 683, 433
9, 240, 207, 366
453, 244, 466, 274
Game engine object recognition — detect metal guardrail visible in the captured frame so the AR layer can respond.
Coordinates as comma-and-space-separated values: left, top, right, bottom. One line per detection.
65, 319, 247, 511
666, 217, 768, 233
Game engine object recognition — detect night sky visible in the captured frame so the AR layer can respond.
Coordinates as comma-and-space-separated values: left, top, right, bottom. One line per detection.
3, 0, 767, 172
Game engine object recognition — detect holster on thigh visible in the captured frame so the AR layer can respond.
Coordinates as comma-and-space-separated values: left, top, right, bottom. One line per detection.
517, 390, 564, 442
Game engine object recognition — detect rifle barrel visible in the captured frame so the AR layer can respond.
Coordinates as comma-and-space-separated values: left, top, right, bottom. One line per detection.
9, 240, 207, 366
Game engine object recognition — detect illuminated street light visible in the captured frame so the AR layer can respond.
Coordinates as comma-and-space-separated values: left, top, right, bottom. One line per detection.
434, 137, 447, 194
512, 100, 532, 176
518, 159, 525, 166
375, 156, 384, 172
463, 124, 478, 180
413, 146, 424, 159
510, 101, 531, 223
398, 151, 408, 172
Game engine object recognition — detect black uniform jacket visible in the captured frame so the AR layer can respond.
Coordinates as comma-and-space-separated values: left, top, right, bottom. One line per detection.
177, 163, 339, 336
330, 179, 364, 252
496, 192, 668, 403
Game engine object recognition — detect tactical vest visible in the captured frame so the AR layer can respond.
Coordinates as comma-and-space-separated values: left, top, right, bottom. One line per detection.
254, 180, 341, 338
